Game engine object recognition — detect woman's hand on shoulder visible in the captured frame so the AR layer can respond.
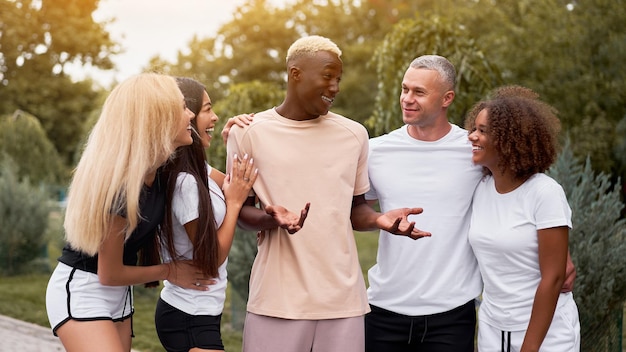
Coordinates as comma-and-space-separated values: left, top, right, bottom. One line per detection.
221, 113, 254, 144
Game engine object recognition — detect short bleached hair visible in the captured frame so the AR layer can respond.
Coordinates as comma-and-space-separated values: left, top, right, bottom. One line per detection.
286, 35, 342, 64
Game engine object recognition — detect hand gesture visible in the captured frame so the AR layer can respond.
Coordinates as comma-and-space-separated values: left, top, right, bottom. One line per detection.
221, 113, 254, 144
223, 153, 258, 207
378, 208, 431, 240
265, 203, 310, 234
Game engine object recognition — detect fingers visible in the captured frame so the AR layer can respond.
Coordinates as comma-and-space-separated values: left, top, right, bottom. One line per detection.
406, 207, 424, 215
229, 153, 257, 184
389, 217, 402, 232
408, 229, 432, 241
297, 203, 311, 228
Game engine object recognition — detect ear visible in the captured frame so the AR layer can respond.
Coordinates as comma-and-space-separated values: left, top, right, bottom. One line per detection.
288, 65, 302, 81
442, 90, 455, 108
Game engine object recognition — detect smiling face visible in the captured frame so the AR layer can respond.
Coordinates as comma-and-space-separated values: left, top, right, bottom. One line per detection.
400, 67, 452, 128
293, 50, 342, 118
193, 90, 218, 148
468, 108, 498, 172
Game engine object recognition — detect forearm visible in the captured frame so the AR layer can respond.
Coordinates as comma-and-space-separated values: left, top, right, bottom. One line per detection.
521, 277, 564, 352
98, 262, 170, 286
237, 204, 279, 231
216, 203, 243, 265
350, 200, 381, 232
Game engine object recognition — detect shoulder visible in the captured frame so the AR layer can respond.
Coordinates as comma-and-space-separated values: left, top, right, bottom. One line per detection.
324, 112, 369, 139
230, 108, 275, 137
369, 125, 408, 149
175, 172, 198, 190
527, 173, 564, 192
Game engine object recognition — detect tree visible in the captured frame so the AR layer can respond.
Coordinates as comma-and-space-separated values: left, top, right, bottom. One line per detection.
548, 139, 626, 351
0, 110, 65, 185
0, 0, 117, 163
466, 0, 626, 176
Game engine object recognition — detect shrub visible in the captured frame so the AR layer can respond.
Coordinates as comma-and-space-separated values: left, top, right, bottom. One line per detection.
0, 158, 51, 275
548, 140, 626, 351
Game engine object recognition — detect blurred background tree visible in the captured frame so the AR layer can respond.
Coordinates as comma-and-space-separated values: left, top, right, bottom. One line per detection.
0, 0, 116, 166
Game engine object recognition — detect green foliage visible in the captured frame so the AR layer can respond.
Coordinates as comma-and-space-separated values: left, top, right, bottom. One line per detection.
547, 139, 626, 351
0, 0, 113, 164
226, 228, 258, 330
209, 81, 284, 172
0, 111, 66, 184
368, 15, 503, 136
469, 0, 626, 176
0, 158, 51, 275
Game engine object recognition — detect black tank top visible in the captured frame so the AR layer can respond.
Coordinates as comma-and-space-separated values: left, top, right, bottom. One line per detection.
58, 171, 166, 274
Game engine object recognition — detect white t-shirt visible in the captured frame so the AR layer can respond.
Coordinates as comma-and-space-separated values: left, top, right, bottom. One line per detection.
469, 173, 572, 330
365, 124, 484, 316
160, 166, 228, 316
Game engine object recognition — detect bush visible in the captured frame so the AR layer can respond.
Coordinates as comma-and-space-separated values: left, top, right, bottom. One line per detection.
548, 140, 626, 351
0, 158, 51, 275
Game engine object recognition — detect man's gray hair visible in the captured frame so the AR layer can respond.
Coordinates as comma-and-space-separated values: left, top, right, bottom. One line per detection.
409, 55, 456, 91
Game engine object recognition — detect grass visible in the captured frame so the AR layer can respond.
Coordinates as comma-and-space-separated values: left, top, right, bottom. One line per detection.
0, 230, 380, 352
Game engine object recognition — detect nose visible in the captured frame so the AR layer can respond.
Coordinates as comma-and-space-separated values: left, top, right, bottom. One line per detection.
212, 112, 219, 122
468, 130, 477, 141
329, 79, 340, 94
186, 108, 195, 120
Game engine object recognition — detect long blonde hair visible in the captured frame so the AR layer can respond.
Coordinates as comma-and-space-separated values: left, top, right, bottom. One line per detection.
64, 73, 185, 255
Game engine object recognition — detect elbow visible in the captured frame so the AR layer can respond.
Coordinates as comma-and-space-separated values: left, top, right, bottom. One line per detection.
98, 274, 117, 286
97, 271, 118, 286
542, 271, 566, 292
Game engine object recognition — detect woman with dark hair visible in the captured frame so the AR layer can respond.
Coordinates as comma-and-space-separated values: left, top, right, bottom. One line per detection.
465, 85, 580, 351
155, 77, 257, 352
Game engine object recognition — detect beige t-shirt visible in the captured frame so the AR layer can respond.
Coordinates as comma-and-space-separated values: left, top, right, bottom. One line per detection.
227, 108, 370, 320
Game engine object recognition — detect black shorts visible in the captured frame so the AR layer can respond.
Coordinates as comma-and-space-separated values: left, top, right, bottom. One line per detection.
365, 300, 477, 352
155, 298, 224, 352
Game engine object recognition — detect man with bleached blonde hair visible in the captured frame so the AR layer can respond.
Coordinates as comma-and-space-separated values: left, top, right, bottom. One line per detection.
226, 35, 426, 352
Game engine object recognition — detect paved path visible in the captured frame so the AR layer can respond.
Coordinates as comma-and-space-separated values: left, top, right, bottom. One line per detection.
0, 314, 64, 351
0, 315, 141, 351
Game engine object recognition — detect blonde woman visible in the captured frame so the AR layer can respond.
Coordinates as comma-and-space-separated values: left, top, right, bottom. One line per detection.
46, 73, 209, 352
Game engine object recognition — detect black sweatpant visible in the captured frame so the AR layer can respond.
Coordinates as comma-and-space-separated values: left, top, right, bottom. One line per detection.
365, 300, 476, 352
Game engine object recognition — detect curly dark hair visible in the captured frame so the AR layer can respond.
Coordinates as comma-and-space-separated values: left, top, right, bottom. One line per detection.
464, 85, 561, 181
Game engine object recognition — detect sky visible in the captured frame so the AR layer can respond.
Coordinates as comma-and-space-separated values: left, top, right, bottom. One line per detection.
70, 0, 288, 86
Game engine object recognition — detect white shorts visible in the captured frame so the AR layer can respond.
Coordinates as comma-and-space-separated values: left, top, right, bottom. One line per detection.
46, 262, 133, 335
477, 292, 580, 351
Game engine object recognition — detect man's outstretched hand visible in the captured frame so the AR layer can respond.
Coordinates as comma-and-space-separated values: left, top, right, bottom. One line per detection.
378, 208, 431, 240
265, 203, 311, 234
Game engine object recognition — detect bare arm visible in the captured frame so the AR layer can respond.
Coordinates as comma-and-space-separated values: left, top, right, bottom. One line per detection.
97, 216, 210, 290
521, 226, 569, 352
350, 194, 431, 240
238, 198, 310, 235
208, 167, 226, 189
214, 154, 258, 264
